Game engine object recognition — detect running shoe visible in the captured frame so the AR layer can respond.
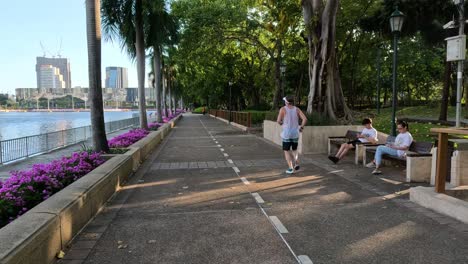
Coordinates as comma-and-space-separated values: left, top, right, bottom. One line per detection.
366, 162, 376, 168
285, 168, 294, 174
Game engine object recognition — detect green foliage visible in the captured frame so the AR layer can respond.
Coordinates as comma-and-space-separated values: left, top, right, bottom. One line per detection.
305, 112, 336, 126
192, 106, 206, 114
108, 148, 129, 154
79, 143, 94, 154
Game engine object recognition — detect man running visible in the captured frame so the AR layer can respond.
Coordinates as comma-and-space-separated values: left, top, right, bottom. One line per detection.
276, 96, 307, 174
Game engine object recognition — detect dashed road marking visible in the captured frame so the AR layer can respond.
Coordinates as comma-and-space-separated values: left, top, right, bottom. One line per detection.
298, 255, 313, 264
223, 153, 229, 157
233, 166, 240, 173
227, 159, 233, 163
252, 192, 264, 203
269, 216, 289, 234
217, 144, 222, 147
240, 177, 250, 185
220, 148, 224, 151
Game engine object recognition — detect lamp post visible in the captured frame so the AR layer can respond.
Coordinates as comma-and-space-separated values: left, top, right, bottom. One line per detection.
229, 81, 233, 123
280, 64, 286, 98
389, 7, 405, 136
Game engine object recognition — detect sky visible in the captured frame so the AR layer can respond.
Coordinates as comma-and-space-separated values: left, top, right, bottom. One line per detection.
0, 1, 144, 95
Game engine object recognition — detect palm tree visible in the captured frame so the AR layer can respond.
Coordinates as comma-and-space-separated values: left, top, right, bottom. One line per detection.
146, 0, 179, 121
101, 0, 148, 129
85, 0, 109, 152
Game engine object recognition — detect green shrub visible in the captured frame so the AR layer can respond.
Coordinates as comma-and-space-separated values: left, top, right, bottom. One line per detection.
305, 112, 336, 126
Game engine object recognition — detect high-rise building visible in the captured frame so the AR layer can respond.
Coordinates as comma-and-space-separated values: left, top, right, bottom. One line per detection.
105, 67, 128, 89
36, 57, 71, 88
38, 65, 66, 88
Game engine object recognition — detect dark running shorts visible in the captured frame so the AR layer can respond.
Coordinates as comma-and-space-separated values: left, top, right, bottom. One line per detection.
347, 139, 362, 147
282, 138, 299, 151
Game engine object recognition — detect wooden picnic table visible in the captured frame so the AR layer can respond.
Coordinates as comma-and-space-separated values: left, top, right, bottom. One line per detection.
431, 127, 468, 193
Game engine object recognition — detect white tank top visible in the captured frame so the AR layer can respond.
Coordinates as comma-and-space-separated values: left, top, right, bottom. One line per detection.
281, 106, 300, 139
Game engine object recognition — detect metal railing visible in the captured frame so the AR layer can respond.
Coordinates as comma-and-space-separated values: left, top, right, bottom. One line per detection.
0, 116, 141, 165
209, 109, 251, 127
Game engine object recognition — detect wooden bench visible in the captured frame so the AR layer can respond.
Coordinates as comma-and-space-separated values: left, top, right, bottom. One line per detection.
327, 130, 361, 155
328, 130, 383, 164
363, 138, 434, 182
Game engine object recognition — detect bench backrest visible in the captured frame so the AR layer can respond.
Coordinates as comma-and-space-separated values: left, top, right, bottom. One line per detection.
409, 141, 433, 154
345, 130, 360, 140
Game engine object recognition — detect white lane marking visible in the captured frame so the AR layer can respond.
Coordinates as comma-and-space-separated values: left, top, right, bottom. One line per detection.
298, 255, 313, 264
217, 144, 222, 147
252, 192, 264, 203
223, 153, 229, 157
227, 159, 233, 164
199, 116, 302, 264
240, 177, 250, 185
220, 148, 225, 151
215, 141, 218, 144
269, 216, 289, 234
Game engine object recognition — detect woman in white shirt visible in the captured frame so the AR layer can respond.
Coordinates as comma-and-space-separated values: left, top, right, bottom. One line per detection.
366, 120, 413, 174
329, 118, 378, 164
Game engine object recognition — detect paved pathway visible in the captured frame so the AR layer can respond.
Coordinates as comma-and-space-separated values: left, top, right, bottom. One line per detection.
58, 114, 468, 264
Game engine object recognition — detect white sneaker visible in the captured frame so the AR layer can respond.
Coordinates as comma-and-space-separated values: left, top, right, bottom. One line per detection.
366, 162, 376, 168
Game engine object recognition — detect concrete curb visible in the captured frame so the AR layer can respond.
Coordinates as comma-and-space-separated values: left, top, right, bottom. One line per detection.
410, 186, 468, 224
0, 114, 182, 264
209, 114, 248, 131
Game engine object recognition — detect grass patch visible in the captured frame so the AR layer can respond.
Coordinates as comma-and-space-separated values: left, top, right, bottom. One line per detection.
360, 106, 450, 142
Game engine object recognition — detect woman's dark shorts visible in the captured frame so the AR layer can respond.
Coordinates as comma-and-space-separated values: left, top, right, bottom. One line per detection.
282, 138, 299, 151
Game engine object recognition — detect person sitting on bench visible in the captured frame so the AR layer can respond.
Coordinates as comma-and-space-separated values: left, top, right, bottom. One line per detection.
366, 120, 413, 175
328, 118, 378, 164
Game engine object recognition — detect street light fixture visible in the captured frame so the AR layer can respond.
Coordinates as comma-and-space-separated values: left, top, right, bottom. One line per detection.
389, 6, 405, 136
280, 64, 286, 98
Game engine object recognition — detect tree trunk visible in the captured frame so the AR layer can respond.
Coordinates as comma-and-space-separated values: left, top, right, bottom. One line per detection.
302, 0, 352, 121
153, 46, 163, 122
168, 73, 172, 116
85, 0, 109, 152
271, 41, 283, 110
135, 0, 147, 129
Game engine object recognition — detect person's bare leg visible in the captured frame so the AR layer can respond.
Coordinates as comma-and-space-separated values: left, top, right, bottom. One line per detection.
284, 151, 293, 169
292, 150, 299, 169
337, 144, 353, 160
335, 143, 347, 157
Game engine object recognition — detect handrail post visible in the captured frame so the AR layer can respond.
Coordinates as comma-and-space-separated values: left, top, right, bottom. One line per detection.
62, 130, 65, 147
0, 140, 3, 165
26, 137, 29, 157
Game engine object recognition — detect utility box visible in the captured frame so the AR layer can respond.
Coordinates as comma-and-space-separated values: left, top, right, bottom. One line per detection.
446, 35, 466, 61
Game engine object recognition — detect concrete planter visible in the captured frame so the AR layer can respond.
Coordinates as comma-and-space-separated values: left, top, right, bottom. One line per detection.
263, 120, 363, 154
0, 114, 182, 264
410, 186, 468, 224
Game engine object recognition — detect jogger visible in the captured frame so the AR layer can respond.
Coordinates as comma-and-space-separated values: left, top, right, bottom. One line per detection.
276, 96, 307, 174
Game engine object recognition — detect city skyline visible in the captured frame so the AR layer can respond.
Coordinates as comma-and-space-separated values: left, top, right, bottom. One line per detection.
0, 1, 148, 95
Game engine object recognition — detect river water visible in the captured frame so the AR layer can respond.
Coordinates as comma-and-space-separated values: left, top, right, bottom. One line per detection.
0, 111, 146, 140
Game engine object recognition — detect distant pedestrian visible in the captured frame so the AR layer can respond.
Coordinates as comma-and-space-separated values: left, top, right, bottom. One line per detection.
277, 96, 307, 174
202, 106, 206, 115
